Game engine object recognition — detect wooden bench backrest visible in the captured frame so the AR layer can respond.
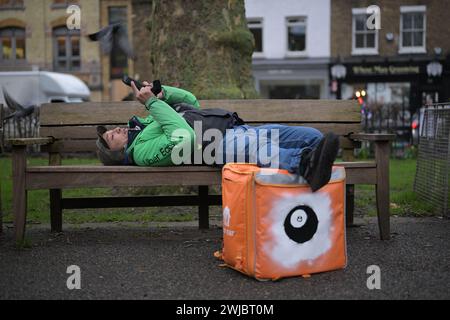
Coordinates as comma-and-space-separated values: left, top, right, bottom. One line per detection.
39, 100, 361, 153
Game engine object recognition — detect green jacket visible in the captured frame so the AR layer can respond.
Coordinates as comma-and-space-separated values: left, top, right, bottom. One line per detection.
127, 85, 200, 166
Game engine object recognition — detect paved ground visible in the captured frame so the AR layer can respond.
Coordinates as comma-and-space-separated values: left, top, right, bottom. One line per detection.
0, 216, 449, 300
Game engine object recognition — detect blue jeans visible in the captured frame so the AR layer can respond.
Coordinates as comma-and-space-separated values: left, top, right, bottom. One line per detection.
215, 124, 323, 173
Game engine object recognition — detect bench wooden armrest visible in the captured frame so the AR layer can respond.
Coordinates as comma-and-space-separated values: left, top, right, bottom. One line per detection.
349, 133, 396, 142
7, 137, 55, 146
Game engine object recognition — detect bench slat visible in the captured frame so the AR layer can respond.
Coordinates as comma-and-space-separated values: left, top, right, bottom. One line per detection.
7, 137, 54, 146
40, 123, 362, 140
26, 171, 222, 189
27, 162, 375, 173
62, 195, 222, 209
41, 140, 98, 153
40, 100, 361, 125
202, 100, 361, 122
25, 163, 376, 189
40, 137, 360, 154
27, 165, 223, 172
40, 102, 147, 126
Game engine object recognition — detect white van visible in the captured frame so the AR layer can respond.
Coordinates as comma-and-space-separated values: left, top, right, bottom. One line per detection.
0, 71, 90, 106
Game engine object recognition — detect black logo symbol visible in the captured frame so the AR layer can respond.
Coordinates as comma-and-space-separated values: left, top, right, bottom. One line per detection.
284, 205, 318, 243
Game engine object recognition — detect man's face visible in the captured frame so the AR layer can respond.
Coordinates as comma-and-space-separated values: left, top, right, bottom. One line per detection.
102, 127, 128, 151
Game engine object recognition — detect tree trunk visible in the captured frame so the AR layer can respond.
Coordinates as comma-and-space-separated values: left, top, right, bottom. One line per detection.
146, 0, 258, 99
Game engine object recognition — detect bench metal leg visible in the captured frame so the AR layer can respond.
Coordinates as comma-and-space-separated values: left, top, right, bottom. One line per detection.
50, 189, 62, 232
12, 146, 27, 243
49, 152, 62, 233
346, 184, 355, 226
198, 186, 209, 229
375, 141, 390, 240
0, 179, 3, 235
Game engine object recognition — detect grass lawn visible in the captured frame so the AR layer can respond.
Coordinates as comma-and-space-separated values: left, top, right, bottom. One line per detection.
355, 159, 435, 217
0, 156, 436, 225
0, 156, 195, 224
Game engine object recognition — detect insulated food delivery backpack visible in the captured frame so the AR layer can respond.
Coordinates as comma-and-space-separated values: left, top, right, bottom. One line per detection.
217, 163, 347, 280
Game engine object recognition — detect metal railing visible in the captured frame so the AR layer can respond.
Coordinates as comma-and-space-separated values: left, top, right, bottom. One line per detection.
0, 104, 40, 152
414, 103, 450, 218
361, 102, 412, 158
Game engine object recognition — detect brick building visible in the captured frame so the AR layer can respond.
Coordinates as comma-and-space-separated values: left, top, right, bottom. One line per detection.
99, 0, 134, 101
0, 0, 103, 101
0, 0, 144, 102
245, 0, 331, 99
330, 0, 450, 119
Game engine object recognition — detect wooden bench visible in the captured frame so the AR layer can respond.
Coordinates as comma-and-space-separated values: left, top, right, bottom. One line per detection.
9, 100, 395, 242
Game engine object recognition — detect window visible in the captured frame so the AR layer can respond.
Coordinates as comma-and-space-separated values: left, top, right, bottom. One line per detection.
0, 0, 24, 9
52, 0, 78, 9
286, 17, 307, 55
109, 6, 128, 79
400, 6, 426, 54
268, 84, 321, 99
352, 8, 378, 55
247, 19, 263, 57
0, 27, 25, 61
53, 26, 80, 71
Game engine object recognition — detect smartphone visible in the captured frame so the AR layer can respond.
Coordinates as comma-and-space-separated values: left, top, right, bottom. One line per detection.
151, 80, 162, 96
122, 75, 162, 96
122, 75, 144, 90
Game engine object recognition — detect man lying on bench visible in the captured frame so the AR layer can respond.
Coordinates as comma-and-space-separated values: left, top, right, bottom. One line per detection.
96, 81, 339, 192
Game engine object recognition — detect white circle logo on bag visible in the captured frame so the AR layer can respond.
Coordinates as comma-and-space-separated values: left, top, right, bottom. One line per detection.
266, 192, 333, 269
289, 208, 307, 228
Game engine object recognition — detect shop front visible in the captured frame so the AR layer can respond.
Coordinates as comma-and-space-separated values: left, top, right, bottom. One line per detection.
329, 56, 449, 145
252, 58, 330, 99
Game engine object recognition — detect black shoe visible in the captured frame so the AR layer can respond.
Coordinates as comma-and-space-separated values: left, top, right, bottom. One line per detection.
299, 133, 339, 192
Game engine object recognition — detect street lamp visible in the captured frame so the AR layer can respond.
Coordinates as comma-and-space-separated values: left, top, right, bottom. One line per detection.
330, 63, 347, 99
427, 61, 443, 78
427, 47, 443, 78
331, 64, 347, 80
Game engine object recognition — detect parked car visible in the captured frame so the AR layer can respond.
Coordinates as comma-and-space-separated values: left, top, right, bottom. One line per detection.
0, 71, 90, 107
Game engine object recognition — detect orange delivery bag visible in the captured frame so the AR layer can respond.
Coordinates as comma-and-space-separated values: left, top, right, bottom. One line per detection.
218, 163, 347, 280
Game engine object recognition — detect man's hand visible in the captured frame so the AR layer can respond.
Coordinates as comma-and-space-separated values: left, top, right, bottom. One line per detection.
145, 80, 164, 99
131, 81, 154, 105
